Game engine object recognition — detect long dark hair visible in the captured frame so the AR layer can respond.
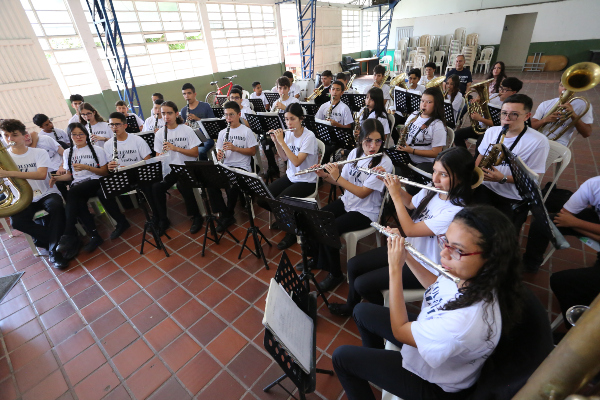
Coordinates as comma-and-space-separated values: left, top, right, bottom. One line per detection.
486, 61, 507, 94
161, 101, 185, 125
66, 122, 101, 176
412, 147, 476, 217
443, 205, 526, 338
364, 87, 386, 120
354, 118, 384, 168
447, 74, 460, 103
420, 87, 446, 128
78, 102, 104, 125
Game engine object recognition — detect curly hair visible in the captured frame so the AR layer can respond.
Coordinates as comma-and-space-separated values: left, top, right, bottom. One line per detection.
442, 205, 526, 338
66, 123, 101, 176
354, 118, 384, 169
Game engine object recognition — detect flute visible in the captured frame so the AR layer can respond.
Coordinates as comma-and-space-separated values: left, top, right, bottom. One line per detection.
267, 128, 295, 135
294, 152, 380, 176
371, 222, 460, 284
357, 167, 448, 195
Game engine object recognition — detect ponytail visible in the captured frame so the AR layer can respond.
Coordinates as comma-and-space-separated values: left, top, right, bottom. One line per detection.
161, 100, 185, 125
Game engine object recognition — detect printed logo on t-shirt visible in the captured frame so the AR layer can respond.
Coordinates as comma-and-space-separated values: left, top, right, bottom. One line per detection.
72, 153, 98, 166
228, 135, 249, 148
346, 165, 364, 184
170, 136, 190, 148
17, 162, 37, 172
289, 144, 302, 154
414, 206, 432, 223
115, 149, 142, 164
407, 122, 433, 146
423, 281, 444, 315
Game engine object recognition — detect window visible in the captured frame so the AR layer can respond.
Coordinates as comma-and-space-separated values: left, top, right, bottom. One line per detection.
342, 9, 360, 53
362, 10, 377, 51
21, 0, 102, 97
84, 0, 211, 87
206, 3, 280, 72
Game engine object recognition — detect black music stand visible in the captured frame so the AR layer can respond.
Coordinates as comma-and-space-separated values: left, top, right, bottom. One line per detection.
340, 93, 367, 112
99, 162, 170, 257
216, 95, 228, 107
299, 102, 319, 116
245, 113, 284, 134
266, 197, 340, 307
384, 146, 413, 167
199, 118, 227, 141
176, 161, 240, 255
504, 146, 569, 250
489, 104, 502, 126
393, 88, 421, 115
264, 91, 280, 107
263, 252, 334, 400
443, 102, 456, 129
249, 98, 267, 113
222, 165, 274, 269
135, 131, 156, 156
211, 107, 224, 119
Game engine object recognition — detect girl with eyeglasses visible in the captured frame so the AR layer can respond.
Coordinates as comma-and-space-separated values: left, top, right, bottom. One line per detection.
328, 146, 480, 317
301, 119, 393, 292
78, 103, 111, 143
333, 205, 526, 400
51, 123, 109, 260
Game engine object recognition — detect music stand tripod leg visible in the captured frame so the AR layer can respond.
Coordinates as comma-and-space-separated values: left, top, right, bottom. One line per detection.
297, 236, 330, 307
237, 194, 272, 269
138, 190, 170, 257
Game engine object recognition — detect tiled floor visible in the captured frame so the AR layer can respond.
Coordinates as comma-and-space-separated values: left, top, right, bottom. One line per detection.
0, 70, 599, 400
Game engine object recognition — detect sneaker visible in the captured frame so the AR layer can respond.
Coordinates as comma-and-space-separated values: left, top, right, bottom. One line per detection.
277, 232, 297, 250
190, 215, 204, 234
317, 273, 345, 292
216, 216, 236, 233
295, 257, 318, 272
82, 235, 103, 253
109, 221, 130, 240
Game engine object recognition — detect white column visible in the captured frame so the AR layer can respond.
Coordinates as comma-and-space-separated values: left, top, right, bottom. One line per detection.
197, 0, 219, 74
275, 4, 285, 68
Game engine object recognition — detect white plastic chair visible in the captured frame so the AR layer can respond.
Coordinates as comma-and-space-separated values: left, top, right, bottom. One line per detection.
466, 33, 479, 47
475, 47, 494, 74
461, 46, 477, 72
380, 55, 392, 71
404, 50, 417, 73
541, 141, 571, 202
433, 51, 445, 74
393, 49, 404, 73
454, 28, 466, 48
413, 55, 427, 75
445, 54, 458, 76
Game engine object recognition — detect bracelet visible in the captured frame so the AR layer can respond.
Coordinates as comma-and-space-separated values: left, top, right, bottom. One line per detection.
335, 175, 340, 182
412, 149, 415, 155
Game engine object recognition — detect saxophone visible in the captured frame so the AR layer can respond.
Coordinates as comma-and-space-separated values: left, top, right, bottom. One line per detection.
479, 125, 508, 170
325, 102, 334, 120
373, 69, 390, 89
353, 106, 366, 139
345, 74, 356, 92
397, 111, 422, 147
186, 100, 200, 130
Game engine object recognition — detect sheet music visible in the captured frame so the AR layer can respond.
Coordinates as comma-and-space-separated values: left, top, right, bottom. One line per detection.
263, 278, 313, 374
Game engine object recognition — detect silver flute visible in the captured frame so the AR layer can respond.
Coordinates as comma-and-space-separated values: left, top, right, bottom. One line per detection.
294, 152, 380, 176
267, 128, 295, 135
358, 167, 449, 195
371, 222, 460, 284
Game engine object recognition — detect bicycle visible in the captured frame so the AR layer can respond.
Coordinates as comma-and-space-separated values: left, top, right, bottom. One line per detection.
205, 75, 237, 106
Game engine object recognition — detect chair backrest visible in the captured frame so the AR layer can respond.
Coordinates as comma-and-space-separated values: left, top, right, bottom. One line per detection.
442, 34, 453, 46
544, 140, 571, 172
444, 127, 454, 150
447, 53, 458, 69
479, 47, 494, 61
416, 46, 427, 56
316, 138, 325, 164
454, 27, 466, 47
394, 49, 404, 65
433, 51, 445, 63
380, 55, 392, 63
242, 89, 250, 99
407, 50, 416, 62
449, 40, 461, 57
413, 55, 427, 70
466, 33, 479, 46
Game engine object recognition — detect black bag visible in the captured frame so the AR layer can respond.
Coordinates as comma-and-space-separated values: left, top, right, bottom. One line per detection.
541, 182, 573, 213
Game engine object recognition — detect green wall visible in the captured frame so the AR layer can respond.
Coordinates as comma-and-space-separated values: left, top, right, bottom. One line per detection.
66, 62, 285, 118
528, 39, 600, 68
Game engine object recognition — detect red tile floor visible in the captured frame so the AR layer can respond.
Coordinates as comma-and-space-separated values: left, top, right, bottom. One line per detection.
0, 71, 599, 400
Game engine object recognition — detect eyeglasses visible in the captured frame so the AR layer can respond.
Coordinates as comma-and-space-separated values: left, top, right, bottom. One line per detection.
363, 138, 382, 144
500, 111, 526, 121
437, 235, 483, 261
108, 123, 123, 127
229, 97, 241, 100
71, 133, 86, 138
80, 112, 93, 117
224, 112, 238, 117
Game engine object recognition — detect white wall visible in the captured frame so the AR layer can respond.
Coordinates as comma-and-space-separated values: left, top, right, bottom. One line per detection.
314, 6, 343, 73
390, 0, 600, 47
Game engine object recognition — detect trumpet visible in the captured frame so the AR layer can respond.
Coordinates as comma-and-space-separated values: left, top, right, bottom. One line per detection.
357, 167, 449, 194
371, 222, 460, 284
479, 125, 508, 170
294, 152, 380, 176
307, 84, 324, 101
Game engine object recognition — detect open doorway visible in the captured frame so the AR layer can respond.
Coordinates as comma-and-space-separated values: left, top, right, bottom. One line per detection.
497, 12, 538, 69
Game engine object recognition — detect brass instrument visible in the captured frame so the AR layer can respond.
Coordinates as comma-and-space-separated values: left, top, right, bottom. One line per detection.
353, 106, 366, 139
397, 110, 422, 147
307, 84, 324, 101
425, 76, 446, 95
325, 102, 334, 120
358, 168, 448, 194
0, 141, 33, 218
371, 222, 460, 284
388, 73, 408, 98
345, 74, 356, 92
479, 125, 508, 170
467, 78, 494, 135
538, 62, 600, 141
294, 153, 380, 176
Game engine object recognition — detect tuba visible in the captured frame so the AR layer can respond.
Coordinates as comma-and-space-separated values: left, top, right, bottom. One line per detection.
0, 141, 33, 218
537, 62, 600, 141
425, 76, 446, 95
467, 78, 494, 135
479, 125, 508, 170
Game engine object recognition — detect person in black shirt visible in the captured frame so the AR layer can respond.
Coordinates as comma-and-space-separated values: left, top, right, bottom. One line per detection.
444, 54, 472, 96
314, 70, 333, 107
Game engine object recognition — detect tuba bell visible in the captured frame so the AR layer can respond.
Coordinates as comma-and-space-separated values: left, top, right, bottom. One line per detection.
388, 73, 408, 98
466, 78, 494, 135
537, 62, 600, 141
425, 76, 446, 95
0, 141, 33, 218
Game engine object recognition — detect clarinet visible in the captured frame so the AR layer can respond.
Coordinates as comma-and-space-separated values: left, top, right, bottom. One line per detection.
88, 122, 94, 145
111, 131, 119, 172
162, 124, 169, 154
221, 122, 231, 161
153, 113, 158, 131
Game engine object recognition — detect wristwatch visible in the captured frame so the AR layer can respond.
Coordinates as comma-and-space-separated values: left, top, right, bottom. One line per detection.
499, 175, 508, 184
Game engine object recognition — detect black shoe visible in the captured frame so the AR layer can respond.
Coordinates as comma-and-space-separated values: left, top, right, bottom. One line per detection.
277, 232, 297, 250
159, 218, 171, 232
49, 251, 69, 269
328, 303, 353, 317
522, 254, 541, 273
216, 216, 236, 233
56, 235, 81, 260
110, 221, 130, 240
82, 235, 103, 253
295, 258, 317, 272
318, 273, 345, 292
190, 215, 204, 234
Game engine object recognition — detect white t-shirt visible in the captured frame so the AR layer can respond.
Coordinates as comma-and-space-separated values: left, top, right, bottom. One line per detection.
67, 114, 79, 126
126, 113, 144, 128
35, 135, 62, 171
240, 105, 255, 123
363, 84, 392, 102
63, 144, 108, 185
285, 128, 319, 184
478, 126, 549, 200
407, 85, 426, 95
40, 128, 68, 144
217, 124, 258, 172
103, 133, 151, 167
250, 92, 269, 105
445, 92, 464, 122
9, 147, 60, 202
289, 83, 301, 98
315, 101, 354, 126
143, 115, 165, 132
154, 124, 201, 176
533, 97, 593, 146
87, 121, 112, 142
418, 76, 434, 86
340, 149, 393, 221
404, 112, 447, 164
274, 95, 299, 112
359, 111, 391, 138
402, 277, 501, 392
409, 189, 463, 275
564, 176, 600, 219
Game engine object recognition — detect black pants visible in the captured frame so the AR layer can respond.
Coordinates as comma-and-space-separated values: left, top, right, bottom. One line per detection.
309, 198, 372, 275
472, 185, 526, 234
10, 193, 65, 251
145, 171, 200, 223
550, 264, 600, 329
333, 303, 471, 400
207, 184, 240, 218
453, 126, 484, 158
256, 175, 315, 211
346, 246, 423, 308
64, 180, 101, 236
97, 188, 126, 226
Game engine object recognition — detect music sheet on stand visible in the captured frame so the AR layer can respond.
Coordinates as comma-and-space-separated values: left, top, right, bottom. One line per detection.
263, 278, 313, 374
